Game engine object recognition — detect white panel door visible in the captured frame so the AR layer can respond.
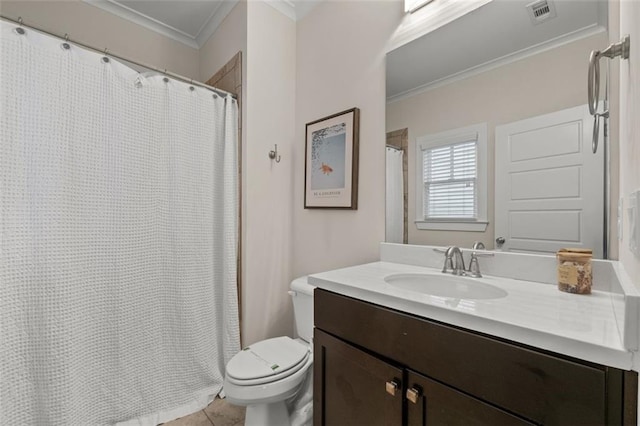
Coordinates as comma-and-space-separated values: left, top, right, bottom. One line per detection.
495, 105, 604, 258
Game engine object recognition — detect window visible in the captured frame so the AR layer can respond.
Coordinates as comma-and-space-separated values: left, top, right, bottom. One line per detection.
415, 123, 488, 231
423, 140, 477, 218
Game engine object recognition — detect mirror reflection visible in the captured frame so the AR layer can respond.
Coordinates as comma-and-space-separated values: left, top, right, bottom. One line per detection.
385, 0, 613, 259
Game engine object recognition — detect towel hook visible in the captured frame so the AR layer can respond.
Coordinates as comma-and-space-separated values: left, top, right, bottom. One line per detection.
268, 144, 281, 163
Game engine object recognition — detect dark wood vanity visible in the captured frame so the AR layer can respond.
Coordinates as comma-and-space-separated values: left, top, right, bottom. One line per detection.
313, 289, 638, 425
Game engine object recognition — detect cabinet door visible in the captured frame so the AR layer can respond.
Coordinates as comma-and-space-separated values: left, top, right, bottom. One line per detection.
314, 329, 403, 426
406, 370, 532, 426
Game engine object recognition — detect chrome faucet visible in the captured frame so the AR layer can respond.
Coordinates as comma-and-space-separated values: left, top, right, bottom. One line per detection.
435, 243, 493, 278
442, 246, 466, 276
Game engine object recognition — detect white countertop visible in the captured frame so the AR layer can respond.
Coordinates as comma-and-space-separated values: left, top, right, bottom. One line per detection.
309, 260, 635, 370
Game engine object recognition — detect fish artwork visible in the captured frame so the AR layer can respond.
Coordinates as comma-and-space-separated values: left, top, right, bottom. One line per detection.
320, 163, 333, 175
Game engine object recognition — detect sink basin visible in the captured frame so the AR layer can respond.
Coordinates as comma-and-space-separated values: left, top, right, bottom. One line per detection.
384, 273, 508, 300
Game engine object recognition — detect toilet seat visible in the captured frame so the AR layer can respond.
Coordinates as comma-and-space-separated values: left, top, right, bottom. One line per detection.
226, 336, 310, 386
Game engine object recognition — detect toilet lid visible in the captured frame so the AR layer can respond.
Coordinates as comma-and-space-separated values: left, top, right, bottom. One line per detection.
226, 336, 310, 385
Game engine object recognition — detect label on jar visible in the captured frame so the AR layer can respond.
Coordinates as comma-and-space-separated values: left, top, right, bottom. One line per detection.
558, 264, 578, 286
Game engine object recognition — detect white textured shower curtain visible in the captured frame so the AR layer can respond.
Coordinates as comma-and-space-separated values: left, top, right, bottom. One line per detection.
0, 21, 240, 425
385, 147, 404, 244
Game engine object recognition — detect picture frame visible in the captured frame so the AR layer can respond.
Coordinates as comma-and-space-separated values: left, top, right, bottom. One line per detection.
304, 107, 360, 209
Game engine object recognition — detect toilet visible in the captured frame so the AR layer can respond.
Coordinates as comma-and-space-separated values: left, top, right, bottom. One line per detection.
223, 277, 315, 426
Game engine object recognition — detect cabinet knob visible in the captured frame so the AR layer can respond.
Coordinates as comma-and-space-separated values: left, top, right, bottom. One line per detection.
385, 379, 401, 396
406, 386, 422, 404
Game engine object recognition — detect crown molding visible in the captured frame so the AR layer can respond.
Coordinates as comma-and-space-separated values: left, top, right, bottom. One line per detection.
84, 0, 199, 48
196, 0, 239, 47
83, 0, 238, 49
387, 24, 606, 104
388, 0, 492, 54
264, 0, 297, 21
264, 0, 321, 21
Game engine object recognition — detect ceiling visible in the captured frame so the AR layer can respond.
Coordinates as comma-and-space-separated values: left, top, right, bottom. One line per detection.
84, 0, 319, 49
386, 0, 608, 101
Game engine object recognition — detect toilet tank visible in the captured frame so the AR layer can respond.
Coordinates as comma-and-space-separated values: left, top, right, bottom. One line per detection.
290, 277, 315, 343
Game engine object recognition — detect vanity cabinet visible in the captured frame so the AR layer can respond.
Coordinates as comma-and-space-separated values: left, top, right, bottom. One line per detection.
313, 289, 638, 426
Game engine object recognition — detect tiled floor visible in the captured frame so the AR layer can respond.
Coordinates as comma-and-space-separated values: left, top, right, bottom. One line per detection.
162, 398, 245, 426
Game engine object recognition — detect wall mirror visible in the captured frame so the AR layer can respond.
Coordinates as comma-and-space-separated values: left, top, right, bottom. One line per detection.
385, 0, 615, 259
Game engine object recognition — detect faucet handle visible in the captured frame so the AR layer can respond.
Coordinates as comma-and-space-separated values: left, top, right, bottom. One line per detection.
472, 251, 494, 257
467, 250, 494, 277
467, 252, 482, 278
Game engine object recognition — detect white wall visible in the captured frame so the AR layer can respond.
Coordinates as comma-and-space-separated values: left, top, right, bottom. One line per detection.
618, 0, 640, 285
386, 32, 609, 249
0, 1, 199, 79
293, 1, 404, 278
242, 1, 296, 345
199, 0, 247, 82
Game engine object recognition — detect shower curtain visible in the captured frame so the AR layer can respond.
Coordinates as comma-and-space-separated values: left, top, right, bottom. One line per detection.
0, 21, 240, 425
386, 147, 404, 244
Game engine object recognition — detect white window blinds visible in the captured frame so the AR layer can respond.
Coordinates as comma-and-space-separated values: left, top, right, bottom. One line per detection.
422, 139, 477, 219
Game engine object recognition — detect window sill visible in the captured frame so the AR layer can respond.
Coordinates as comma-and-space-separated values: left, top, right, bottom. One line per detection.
415, 220, 489, 232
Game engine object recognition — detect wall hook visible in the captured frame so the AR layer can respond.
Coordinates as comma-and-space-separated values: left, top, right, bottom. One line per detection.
268, 144, 281, 163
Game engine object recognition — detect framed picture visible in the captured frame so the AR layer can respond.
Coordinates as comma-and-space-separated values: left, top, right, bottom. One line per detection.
304, 108, 360, 209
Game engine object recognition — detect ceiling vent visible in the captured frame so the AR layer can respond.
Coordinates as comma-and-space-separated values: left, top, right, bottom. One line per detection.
526, 0, 557, 25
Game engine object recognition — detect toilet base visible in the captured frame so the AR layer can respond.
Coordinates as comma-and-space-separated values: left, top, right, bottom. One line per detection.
245, 401, 289, 426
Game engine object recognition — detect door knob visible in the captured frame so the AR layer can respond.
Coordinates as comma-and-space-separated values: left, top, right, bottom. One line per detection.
385, 379, 401, 396
406, 386, 422, 404
495, 236, 505, 248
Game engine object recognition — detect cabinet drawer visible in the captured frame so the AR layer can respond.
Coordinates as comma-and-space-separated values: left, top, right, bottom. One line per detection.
315, 289, 609, 425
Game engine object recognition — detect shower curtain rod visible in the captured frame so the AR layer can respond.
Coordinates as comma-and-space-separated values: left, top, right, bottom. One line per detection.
0, 15, 237, 100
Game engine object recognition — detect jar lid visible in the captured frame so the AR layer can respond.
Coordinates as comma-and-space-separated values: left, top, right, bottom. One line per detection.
556, 248, 592, 259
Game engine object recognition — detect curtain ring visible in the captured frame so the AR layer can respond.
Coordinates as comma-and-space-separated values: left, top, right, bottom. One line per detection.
14, 17, 25, 35
61, 33, 71, 50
